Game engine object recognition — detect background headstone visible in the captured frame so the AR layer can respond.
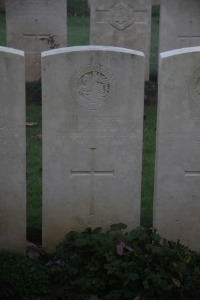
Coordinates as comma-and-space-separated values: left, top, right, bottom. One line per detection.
0, 47, 26, 254
154, 47, 200, 252
90, 0, 151, 81
6, 0, 67, 82
42, 46, 144, 252
159, 0, 200, 53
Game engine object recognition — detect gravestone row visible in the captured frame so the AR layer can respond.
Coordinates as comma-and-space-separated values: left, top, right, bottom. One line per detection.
4, 0, 200, 83
5, 0, 152, 82
1, 45, 200, 254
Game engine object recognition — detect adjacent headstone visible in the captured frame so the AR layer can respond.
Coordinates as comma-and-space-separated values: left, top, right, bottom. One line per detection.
42, 46, 144, 252
6, 0, 67, 82
0, 47, 26, 254
154, 47, 200, 252
159, 0, 200, 53
90, 0, 151, 81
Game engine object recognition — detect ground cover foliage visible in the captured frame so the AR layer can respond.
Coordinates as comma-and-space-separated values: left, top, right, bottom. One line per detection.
1, 225, 200, 299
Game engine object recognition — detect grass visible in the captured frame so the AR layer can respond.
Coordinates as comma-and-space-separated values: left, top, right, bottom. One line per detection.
150, 6, 160, 80
26, 106, 42, 242
141, 107, 157, 227
68, 16, 90, 46
0, 8, 159, 241
0, 11, 6, 46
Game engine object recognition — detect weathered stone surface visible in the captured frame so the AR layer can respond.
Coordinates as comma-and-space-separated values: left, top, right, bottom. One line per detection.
159, 0, 200, 52
42, 46, 144, 252
90, 0, 151, 81
152, 0, 160, 5
6, 0, 67, 82
154, 47, 200, 252
0, 0, 5, 11
0, 47, 26, 254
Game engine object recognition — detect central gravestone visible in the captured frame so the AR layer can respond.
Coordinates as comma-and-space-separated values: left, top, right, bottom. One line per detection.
90, 0, 151, 80
6, 0, 67, 82
42, 46, 144, 252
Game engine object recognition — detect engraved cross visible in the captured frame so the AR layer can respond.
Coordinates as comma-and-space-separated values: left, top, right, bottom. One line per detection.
71, 148, 114, 216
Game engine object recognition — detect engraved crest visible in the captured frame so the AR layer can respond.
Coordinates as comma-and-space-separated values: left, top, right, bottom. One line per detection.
108, 2, 134, 30
189, 68, 200, 106
71, 65, 116, 110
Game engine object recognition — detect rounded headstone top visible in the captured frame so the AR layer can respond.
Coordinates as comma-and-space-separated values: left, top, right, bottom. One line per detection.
42, 45, 144, 58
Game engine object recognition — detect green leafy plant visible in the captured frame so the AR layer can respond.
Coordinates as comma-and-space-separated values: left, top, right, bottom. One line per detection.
48, 225, 200, 300
1, 226, 200, 299
0, 252, 49, 299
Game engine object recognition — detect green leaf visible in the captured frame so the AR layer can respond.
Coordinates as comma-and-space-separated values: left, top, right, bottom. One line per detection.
110, 223, 127, 231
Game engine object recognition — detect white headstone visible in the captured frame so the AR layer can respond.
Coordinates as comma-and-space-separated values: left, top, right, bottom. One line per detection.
42, 46, 144, 252
159, 0, 200, 53
6, 0, 67, 82
90, 0, 151, 81
154, 47, 200, 252
0, 47, 26, 254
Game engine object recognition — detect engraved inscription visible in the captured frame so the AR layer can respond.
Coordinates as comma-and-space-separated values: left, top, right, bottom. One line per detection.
185, 171, 200, 177
13, 0, 54, 18
57, 116, 135, 146
77, 216, 105, 227
59, 134, 134, 147
108, 2, 134, 30
0, 127, 12, 138
71, 65, 116, 110
71, 148, 114, 216
189, 68, 200, 107
59, 116, 126, 135
177, 6, 200, 47
178, 36, 200, 47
